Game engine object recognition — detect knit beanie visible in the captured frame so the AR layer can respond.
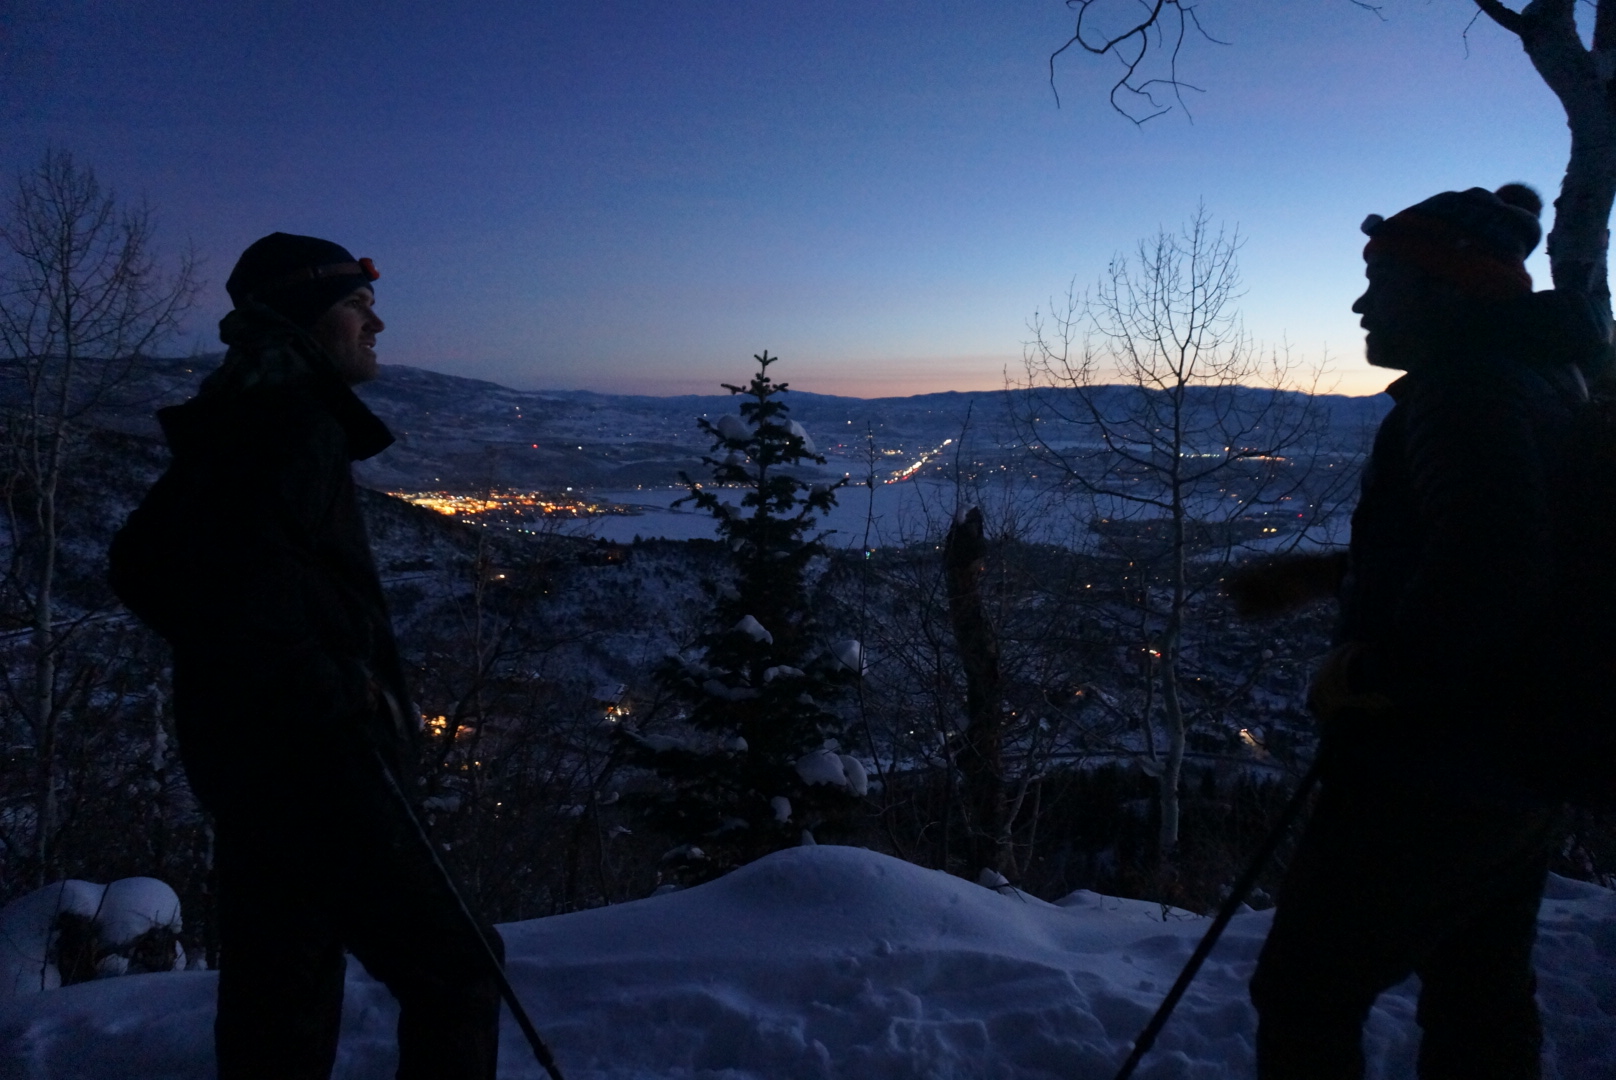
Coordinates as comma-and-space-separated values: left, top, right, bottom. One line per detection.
1360, 184, 1542, 300
225, 232, 379, 331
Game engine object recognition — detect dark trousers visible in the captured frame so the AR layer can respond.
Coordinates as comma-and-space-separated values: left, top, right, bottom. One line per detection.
210, 757, 502, 1080
1250, 745, 1563, 1080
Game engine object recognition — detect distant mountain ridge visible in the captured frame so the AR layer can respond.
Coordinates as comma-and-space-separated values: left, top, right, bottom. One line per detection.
106, 358, 1393, 493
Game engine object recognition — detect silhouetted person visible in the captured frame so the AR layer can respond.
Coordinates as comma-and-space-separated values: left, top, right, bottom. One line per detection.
1245, 185, 1611, 1079
112, 233, 502, 1080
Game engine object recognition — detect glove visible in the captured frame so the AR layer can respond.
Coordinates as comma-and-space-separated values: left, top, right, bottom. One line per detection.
1224, 552, 1349, 620
1307, 643, 1394, 727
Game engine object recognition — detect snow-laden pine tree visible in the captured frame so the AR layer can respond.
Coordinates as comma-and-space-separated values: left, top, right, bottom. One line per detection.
622, 352, 866, 884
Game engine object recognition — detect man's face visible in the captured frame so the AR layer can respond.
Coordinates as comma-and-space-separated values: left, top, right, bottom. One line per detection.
1351, 256, 1449, 370
311, 285, 384, 386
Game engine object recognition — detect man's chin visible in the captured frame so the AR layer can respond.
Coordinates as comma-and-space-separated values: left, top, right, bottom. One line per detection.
1363, 335, 1409, 372
334, 349, 380, 386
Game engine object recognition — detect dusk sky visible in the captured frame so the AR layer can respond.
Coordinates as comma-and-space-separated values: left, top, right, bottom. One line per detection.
1, 1, 1577, 397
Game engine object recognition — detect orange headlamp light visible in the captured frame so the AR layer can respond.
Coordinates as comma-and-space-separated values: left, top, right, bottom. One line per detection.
269, 257, 380, 289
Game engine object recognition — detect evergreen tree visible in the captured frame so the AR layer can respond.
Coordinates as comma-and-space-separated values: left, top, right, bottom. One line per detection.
622, 352, 865, 884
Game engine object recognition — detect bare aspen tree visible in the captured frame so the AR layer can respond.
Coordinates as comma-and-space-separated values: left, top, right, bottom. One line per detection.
0, 150, 196, 884
1018, 208, 1339, 856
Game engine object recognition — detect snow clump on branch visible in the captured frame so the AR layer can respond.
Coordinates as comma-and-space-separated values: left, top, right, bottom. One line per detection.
840, 755, 869, 796
795, 749, 847, 787
830, 639, 865, 675
733, 615, 773, 644
786, 420, 816, 454
794, 749, 870, 795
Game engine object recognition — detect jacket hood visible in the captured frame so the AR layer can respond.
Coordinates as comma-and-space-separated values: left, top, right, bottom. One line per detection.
160, 305, 393, 461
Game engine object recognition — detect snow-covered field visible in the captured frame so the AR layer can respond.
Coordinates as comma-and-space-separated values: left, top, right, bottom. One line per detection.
3, 846, 1613, 1079
583, 481, 977, 548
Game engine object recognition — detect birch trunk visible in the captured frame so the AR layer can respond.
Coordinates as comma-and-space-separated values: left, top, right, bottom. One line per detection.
1490, 1, 1616, 321
1157, 498, 1188, 855
1156, 403, 1189, 856
29, 304, 73, 888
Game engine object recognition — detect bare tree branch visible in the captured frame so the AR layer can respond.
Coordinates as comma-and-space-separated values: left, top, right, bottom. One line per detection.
1049, 0, 1223, 123
1473, 0, 1527, 35
1049, 0, 1616, 342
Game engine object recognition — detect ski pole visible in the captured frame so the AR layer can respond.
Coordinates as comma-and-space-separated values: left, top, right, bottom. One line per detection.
1111, 759, 1323, 1080
372, 747, 568, 1080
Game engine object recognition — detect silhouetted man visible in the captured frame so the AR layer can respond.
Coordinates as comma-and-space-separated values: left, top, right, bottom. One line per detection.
1247, 185, 1608, 1079
112, 233, 501, 1079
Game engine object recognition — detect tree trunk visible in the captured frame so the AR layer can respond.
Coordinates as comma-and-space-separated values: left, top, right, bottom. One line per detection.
1156, 625, 1185, 855
33, 600, 55, 887
944, 506, 1007, 878
31, 382, 65, 888
1513, 1, 1616, 320
1156, 465, 1189, 857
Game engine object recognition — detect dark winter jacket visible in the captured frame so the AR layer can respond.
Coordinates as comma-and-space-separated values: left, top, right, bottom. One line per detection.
1337, 290, 1605, 767
114, 305, 416, 813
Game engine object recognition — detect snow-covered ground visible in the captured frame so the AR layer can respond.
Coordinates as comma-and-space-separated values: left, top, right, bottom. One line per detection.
2, 846, 1613, 1079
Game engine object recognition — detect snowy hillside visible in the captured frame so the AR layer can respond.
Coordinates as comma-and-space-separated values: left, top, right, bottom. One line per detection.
3, 846, 1612, 1079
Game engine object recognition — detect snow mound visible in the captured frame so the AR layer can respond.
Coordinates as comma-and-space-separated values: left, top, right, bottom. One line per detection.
3, 849, 1614, 1078
1, 878, 182, 999
1, 880, 107, 997
93, 878, 182, 953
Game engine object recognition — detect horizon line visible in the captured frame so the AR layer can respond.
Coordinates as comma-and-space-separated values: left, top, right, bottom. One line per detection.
367, 362, 1395, 402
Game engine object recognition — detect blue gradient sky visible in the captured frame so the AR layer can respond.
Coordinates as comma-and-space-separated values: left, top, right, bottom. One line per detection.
0, 1, 1574, 397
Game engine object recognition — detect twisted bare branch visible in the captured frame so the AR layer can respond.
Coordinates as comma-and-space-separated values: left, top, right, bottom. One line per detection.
1049, 0, 1223, 124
